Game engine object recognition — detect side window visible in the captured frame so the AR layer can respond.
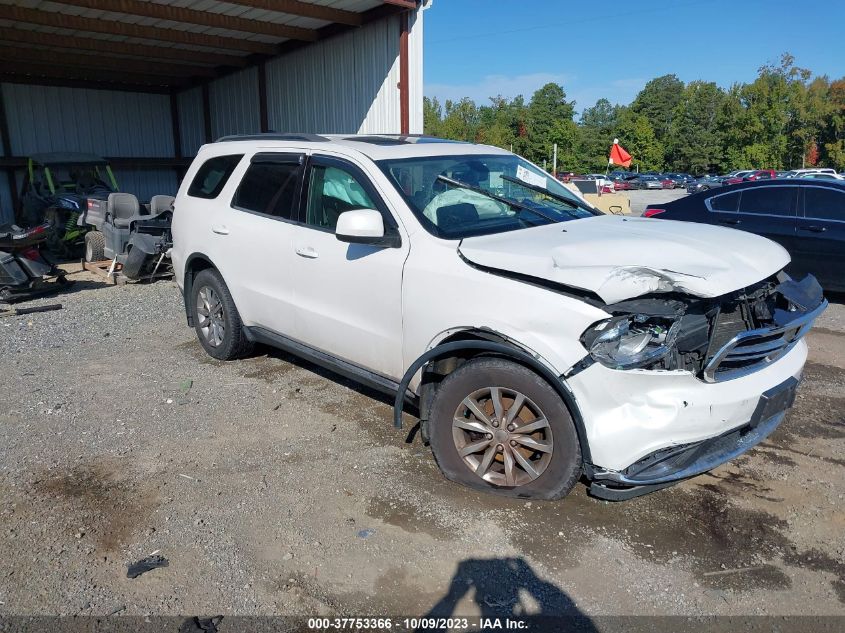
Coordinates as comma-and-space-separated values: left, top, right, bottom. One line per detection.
187, 154, 243, 199
232, 157, 303, 219
305, 164, 377, 231
709, 191, 740, 212
738, 186, 794, 216
804, 187, 844, 221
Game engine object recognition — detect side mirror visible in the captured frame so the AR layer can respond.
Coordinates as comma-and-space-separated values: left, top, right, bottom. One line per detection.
335, 209, 392, 245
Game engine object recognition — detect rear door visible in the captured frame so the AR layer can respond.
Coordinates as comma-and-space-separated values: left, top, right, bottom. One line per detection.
216, 151, 306, 332
794, 184, 845, 290
706, 185, 798, 253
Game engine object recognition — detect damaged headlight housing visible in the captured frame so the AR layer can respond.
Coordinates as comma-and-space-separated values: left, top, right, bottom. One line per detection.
581, 315, 680, 370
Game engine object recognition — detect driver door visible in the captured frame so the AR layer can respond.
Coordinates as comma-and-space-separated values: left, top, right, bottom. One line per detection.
289, 155, 408, 380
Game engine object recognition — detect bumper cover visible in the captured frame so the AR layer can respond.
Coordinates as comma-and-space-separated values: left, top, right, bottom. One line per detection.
589, 376, 797, 496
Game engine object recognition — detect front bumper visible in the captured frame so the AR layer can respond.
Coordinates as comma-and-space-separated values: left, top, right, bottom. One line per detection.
591, 375, 796, 487
567, 339, 807, 473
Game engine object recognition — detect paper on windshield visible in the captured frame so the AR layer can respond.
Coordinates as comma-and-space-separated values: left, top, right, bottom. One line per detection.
515, 165, 548, 189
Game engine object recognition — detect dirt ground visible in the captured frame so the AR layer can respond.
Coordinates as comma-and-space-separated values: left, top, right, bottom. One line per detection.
0, 265, 843, 621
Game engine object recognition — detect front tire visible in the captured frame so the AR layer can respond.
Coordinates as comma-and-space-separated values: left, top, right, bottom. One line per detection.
190, 269, 253, 360
427, 357, 582, 500
84, 231, 105, 262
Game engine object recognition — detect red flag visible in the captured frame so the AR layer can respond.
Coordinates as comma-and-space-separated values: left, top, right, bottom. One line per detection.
609, 139, 632, 167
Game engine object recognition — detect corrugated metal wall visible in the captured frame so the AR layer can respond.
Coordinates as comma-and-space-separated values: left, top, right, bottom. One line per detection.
209, 67, 261, 139
178, 86, 205, 158
0, 82, 179, 221
265, 14, 403, 135
2, 83, 173, 156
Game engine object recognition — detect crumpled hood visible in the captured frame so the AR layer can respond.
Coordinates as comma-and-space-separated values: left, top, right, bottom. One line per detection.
458, 215, 791, 303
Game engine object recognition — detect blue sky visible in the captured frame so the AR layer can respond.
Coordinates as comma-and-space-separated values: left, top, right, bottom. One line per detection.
423, 0, 845, 116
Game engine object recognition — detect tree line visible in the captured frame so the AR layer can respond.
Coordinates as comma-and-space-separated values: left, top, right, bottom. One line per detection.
423, 53, 845, 175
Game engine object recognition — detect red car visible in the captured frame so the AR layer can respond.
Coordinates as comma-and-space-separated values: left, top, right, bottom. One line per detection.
613, 179, 634, 191
724, 169, 776, 185
660, 177, 675, 189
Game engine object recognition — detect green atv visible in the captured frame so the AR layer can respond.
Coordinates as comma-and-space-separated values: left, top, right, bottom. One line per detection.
20, 152, 119, 257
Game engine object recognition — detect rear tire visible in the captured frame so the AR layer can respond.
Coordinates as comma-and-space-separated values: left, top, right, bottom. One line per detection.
190, 268, 253, 361
427, 357, 582, 500
84, 231, 105, 262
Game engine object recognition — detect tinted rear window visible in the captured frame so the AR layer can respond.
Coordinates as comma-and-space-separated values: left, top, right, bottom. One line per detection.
709, 191, 740, 212
738, 186, 794, 216
231, 160, 303, 219
804, 186, 844, 221
187, 154, 243, 199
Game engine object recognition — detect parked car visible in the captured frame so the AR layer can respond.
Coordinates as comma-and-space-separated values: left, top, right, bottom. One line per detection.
633, 175, 664, 189
797, 172, 844, 181
660, 176, 675, 189
172, 134, 825, 501
723, 169, 759, 185
613, 178, 635, 191
687, 176, 724, 193
644, 179, 845, 291
784, 168, 837, 178
664, 173, 693, 188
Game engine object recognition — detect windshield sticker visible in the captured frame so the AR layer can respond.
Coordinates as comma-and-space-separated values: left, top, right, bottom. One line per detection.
516, 165, 548, 189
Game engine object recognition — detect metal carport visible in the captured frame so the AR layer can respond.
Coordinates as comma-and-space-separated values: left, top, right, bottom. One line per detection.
0, 0, 427, 223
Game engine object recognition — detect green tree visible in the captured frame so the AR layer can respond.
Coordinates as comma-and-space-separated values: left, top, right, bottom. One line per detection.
631, 74, 685, 148
423, 96, 442, 136
579, 98, 619, 171
666, 81, 726, 173
525, 83, 577, 168
438, 98, 480, 142
614, 107, 663, 171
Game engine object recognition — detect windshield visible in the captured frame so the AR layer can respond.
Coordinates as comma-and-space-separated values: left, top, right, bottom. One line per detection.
376, 153, 595, 239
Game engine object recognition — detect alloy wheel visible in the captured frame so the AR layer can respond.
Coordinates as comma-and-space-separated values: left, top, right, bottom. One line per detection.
452, 387, 554, 487
196, 286, 225, 347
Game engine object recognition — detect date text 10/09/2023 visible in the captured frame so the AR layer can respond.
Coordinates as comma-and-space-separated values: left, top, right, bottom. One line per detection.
307, 617, 530, 630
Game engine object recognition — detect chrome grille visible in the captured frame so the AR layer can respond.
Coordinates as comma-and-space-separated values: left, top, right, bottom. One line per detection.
702, 300, 827, 382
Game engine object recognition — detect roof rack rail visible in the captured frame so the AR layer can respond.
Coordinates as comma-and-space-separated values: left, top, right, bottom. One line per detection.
215, 133, 329, 143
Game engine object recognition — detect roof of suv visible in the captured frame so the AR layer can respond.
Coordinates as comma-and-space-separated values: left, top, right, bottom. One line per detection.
213, 133, 511, 161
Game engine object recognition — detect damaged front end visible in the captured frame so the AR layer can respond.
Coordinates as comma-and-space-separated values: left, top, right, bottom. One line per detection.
578, 272, 827, 381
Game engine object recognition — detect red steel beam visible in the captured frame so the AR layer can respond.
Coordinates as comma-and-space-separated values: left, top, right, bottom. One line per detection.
224, 0, 362, 26
0, 5, 278, 55
53, 0, 318, 41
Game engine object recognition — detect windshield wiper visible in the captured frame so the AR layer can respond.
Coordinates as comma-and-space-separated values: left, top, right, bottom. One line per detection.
500, 174, 599, 216
435, 175, 558, 223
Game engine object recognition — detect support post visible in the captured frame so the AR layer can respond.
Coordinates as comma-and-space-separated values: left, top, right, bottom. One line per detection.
0, 84, 18, 220
398, 11, 410, 135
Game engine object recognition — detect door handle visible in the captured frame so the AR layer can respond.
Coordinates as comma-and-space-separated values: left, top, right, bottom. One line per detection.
719, 217, 741, 225
295, 246, 319, 259
800, 224, 827, 233
211, 225, 230, 235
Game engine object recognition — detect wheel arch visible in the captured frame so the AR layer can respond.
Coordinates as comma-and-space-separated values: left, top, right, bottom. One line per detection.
395, 330, 592, 465
182, 252, 218, 326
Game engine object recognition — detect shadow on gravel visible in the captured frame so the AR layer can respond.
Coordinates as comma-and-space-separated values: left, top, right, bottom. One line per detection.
423, 557, 595, 631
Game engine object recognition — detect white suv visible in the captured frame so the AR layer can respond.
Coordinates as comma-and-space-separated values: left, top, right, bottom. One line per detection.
171, 134, 826, 501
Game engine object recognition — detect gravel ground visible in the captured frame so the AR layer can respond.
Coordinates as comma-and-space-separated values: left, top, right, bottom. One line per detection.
0, 264, 843, 620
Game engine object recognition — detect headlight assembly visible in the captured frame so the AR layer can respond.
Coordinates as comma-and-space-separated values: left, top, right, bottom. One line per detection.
582, 315, 680, 370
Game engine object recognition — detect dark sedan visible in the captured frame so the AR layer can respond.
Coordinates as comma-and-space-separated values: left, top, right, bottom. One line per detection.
686, 176, 724, 193
644, 179, 845, 292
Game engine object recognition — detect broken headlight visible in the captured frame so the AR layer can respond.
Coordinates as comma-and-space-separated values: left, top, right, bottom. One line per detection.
581, 315, 680, 370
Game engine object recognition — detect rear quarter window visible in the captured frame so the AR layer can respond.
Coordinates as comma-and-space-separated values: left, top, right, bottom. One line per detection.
187, 154, 243, 199
708, 190, 740, 212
